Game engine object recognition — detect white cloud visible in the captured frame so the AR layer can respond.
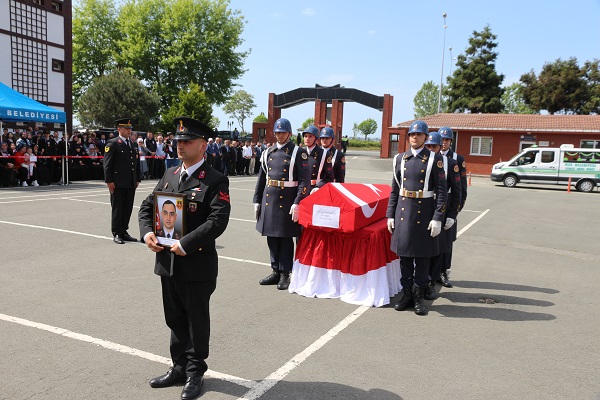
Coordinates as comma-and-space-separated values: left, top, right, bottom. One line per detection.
301, 8, 316, 16
367, 30, 376, 36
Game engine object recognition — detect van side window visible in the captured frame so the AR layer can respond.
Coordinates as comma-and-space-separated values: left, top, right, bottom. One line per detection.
541, 151, 555, 163
518, 151, 538, 165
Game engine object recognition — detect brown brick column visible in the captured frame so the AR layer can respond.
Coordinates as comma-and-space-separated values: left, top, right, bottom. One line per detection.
314, 99, 327, 127
267, 93, 281, 143
331, 100, 344, 147
380, 94, 393, 157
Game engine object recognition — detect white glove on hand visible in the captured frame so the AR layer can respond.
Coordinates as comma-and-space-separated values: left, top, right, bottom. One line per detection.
428, 220, 442, 237
310, 187, 319, 195
444, 218, 455, 230
387, 218, 395, 234
290, 204, 299, 222
254, 203, 260, 220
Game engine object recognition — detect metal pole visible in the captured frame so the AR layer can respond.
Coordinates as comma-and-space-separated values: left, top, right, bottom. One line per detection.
437, 12, 448, 114
449, 47, 454, 77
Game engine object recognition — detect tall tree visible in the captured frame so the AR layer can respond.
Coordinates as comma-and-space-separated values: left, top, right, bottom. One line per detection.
78, 70, 161, 131
300, 117, 315, 130
446, 26, 505, 113
356, 118, 378, 141
583, 59, 600, 114
520, 58, 588, 114
223, 90, 256, 133
72, 0, 121, 105
160, 83, 213, 133
501, 83, 535, 114
253, 112, 268, 123
414, 80, 446, 118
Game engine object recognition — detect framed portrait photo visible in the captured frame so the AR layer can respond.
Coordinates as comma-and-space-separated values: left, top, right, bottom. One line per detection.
153, 192, 186, 247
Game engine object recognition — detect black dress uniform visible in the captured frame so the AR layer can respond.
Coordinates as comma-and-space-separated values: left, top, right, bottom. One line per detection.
103, 119, 141, 241
324, 146, 345, 183
386, 147, 447, 311
139, 117, 230, 397
253, 140, 310, 284
306, 145, 333, 189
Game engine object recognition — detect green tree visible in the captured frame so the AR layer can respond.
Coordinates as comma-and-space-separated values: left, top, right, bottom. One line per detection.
210, 117, 220, 130
446, 26, 505, 113
352, 122, 359, 138
117, 0, 249, 107
583, 59, 600, 114
253, 112, 268, 123
300, 117, 315, 130
72, 0, 121, 105
356, 118, 378, 140
160, 83, 213, 133
223, 90, 256, 133
414, 80, 446, 118
78, 70, 160, 130
501, 83, 535, 114
520, 58, 589, 114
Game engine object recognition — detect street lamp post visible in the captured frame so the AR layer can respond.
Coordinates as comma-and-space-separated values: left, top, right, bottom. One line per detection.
449, 46, 454, 77
437, 12, 448, 114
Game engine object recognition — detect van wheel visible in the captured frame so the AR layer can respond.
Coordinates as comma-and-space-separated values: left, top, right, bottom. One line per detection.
503, 174, 518, 188
576, 179, 595, 193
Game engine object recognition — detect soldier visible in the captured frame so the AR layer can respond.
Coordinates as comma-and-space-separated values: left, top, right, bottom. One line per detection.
103, 118, 141, 244
319, 127, 345, 183
139, 116, 230, 400
438, 126, 468, 288
155, 200, 183, 239
253, 118, 310, 290
302, 125, 333, 193
423, 132, 462, 300
386, 120, 447, 316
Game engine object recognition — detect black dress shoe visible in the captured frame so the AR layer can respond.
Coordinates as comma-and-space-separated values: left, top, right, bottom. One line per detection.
259, 271, 280, 285
149, 368, 186, 388
277, 273, 290, 290
122, 233, 138, 242
439, 272, 453, 288
113, 235, 125, 244
424, 283, 437, 300
181, 376, 204, 400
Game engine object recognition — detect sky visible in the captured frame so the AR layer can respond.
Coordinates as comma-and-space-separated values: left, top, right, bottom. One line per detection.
212, 0, 600, 138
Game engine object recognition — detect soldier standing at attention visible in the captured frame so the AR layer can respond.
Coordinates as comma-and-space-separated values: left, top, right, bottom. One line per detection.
386, 120, 447, 316
139, 117, 230, 400
253, 118, 310, 290
319, 127, 345, 183
103, 118, 141, 244
302, 125, 333, 193
438, 126, 468, 288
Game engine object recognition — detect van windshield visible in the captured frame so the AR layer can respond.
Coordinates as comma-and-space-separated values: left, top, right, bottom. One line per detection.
512, 150, 538, 166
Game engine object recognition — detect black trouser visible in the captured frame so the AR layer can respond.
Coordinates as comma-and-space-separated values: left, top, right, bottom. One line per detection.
429, 254, 442, 283
243, 158, 250, 174
110, 187, 136, 236
400, 256, 430, 289
161, 277, 216, 377
441, 243, 453, 273
267, 236, 294, 273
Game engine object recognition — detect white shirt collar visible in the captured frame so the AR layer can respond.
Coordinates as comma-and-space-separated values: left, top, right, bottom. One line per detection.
441, 149, 449, 156
276, 141, 288, 149
181, 158, 205, 179
411, 146, 424, 157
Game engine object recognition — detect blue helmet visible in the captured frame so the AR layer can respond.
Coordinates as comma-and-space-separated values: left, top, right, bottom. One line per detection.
408, 120, 428, 135
273, 118, 292, 133
438, 126, 454, 140
424, 131, 442, 146
319, 127, 335, 139
303, 125, 320, 137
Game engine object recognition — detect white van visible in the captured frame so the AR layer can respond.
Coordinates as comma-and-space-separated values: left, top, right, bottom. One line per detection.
490, 145, 600, 192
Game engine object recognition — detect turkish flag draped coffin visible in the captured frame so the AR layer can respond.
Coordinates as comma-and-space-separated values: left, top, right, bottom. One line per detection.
298, 183, 391, 233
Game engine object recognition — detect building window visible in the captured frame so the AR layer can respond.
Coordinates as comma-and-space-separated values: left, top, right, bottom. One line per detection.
33, 0, 44, 5
470, 136, 492, 156
581, 140, 600, 149
52, 59, 64, 72
52, 1, 63, 12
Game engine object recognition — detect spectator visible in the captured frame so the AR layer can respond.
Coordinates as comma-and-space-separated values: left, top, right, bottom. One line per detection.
86, 145, 104, 180
242, 140, 252, 175
14, 145, 38, 186
137, 138, 150, 179
32, 144, 50, 185
0, 141, 17, 187
154, 134, 166, 178
144, 132, 157, 178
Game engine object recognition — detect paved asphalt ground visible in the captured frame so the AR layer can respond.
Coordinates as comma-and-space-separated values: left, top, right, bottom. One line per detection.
1, 150, 599, 400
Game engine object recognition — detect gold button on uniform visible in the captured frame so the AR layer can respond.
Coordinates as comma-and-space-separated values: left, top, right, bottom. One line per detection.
401, 208, 405, 211
266, 203, 269, 206
266, 194, 269, 197
279, 195, 283, 199
401, 218, 404, 221
420, 180, 424, 183
417, 221, 421, 224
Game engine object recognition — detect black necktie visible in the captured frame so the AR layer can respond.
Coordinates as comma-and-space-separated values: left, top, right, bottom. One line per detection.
125, 139, 130, 148
180, 171, 188, 185
167, 233, 171, 238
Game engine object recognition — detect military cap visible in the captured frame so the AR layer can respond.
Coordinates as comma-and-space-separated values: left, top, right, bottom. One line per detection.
173, 116, 215, 141
114, 118, 133, 128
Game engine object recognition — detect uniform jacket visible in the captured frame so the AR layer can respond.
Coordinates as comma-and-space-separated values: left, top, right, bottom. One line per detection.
103, 137, 141, 188
324, 146, 346, 183
306, 146, 333, 188
139, 162, 231, 281
439, 155, 462, 252
445, 150, 467, 210
253, 141, 310, 238
386, 148, 447, 257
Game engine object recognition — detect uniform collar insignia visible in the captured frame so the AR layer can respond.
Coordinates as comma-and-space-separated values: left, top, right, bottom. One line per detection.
173, 166, 181, 175
198, 170, 206, 179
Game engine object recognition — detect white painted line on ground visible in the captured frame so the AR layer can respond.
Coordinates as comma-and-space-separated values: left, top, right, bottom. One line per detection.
0, 313, 256, 389
219, 255, 270, 267
230, 187, 255, 192
237, 305, 371, 400
457, 208, 490, 238
64, 198, 141, 208
230, 217, 256, 223
0, 220, 114, 240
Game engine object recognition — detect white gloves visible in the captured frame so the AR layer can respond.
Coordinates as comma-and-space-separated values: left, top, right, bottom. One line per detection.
290, 204, 299, 222
444, 218, 455, 230
387, 218, 395, 234
428, 220, 442, 237
310, 187, 319, 195
254, 203, 260, 220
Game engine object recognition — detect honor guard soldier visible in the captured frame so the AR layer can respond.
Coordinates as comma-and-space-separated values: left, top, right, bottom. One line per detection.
438, 126, 468, 288
423, 132, 461, 300
139, 116, 231, 400
319, 127, 345, 183
103, 118, 141, 244
302, 125, 333, 193
253, 118, 310, 290
386, 120, 447, 316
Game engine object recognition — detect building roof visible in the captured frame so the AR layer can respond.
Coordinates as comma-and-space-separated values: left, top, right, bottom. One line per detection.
396, 114, 600, 133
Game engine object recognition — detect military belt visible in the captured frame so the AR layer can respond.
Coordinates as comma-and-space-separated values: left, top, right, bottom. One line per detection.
401, 188, 434, 198
267, 179, 298, 188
